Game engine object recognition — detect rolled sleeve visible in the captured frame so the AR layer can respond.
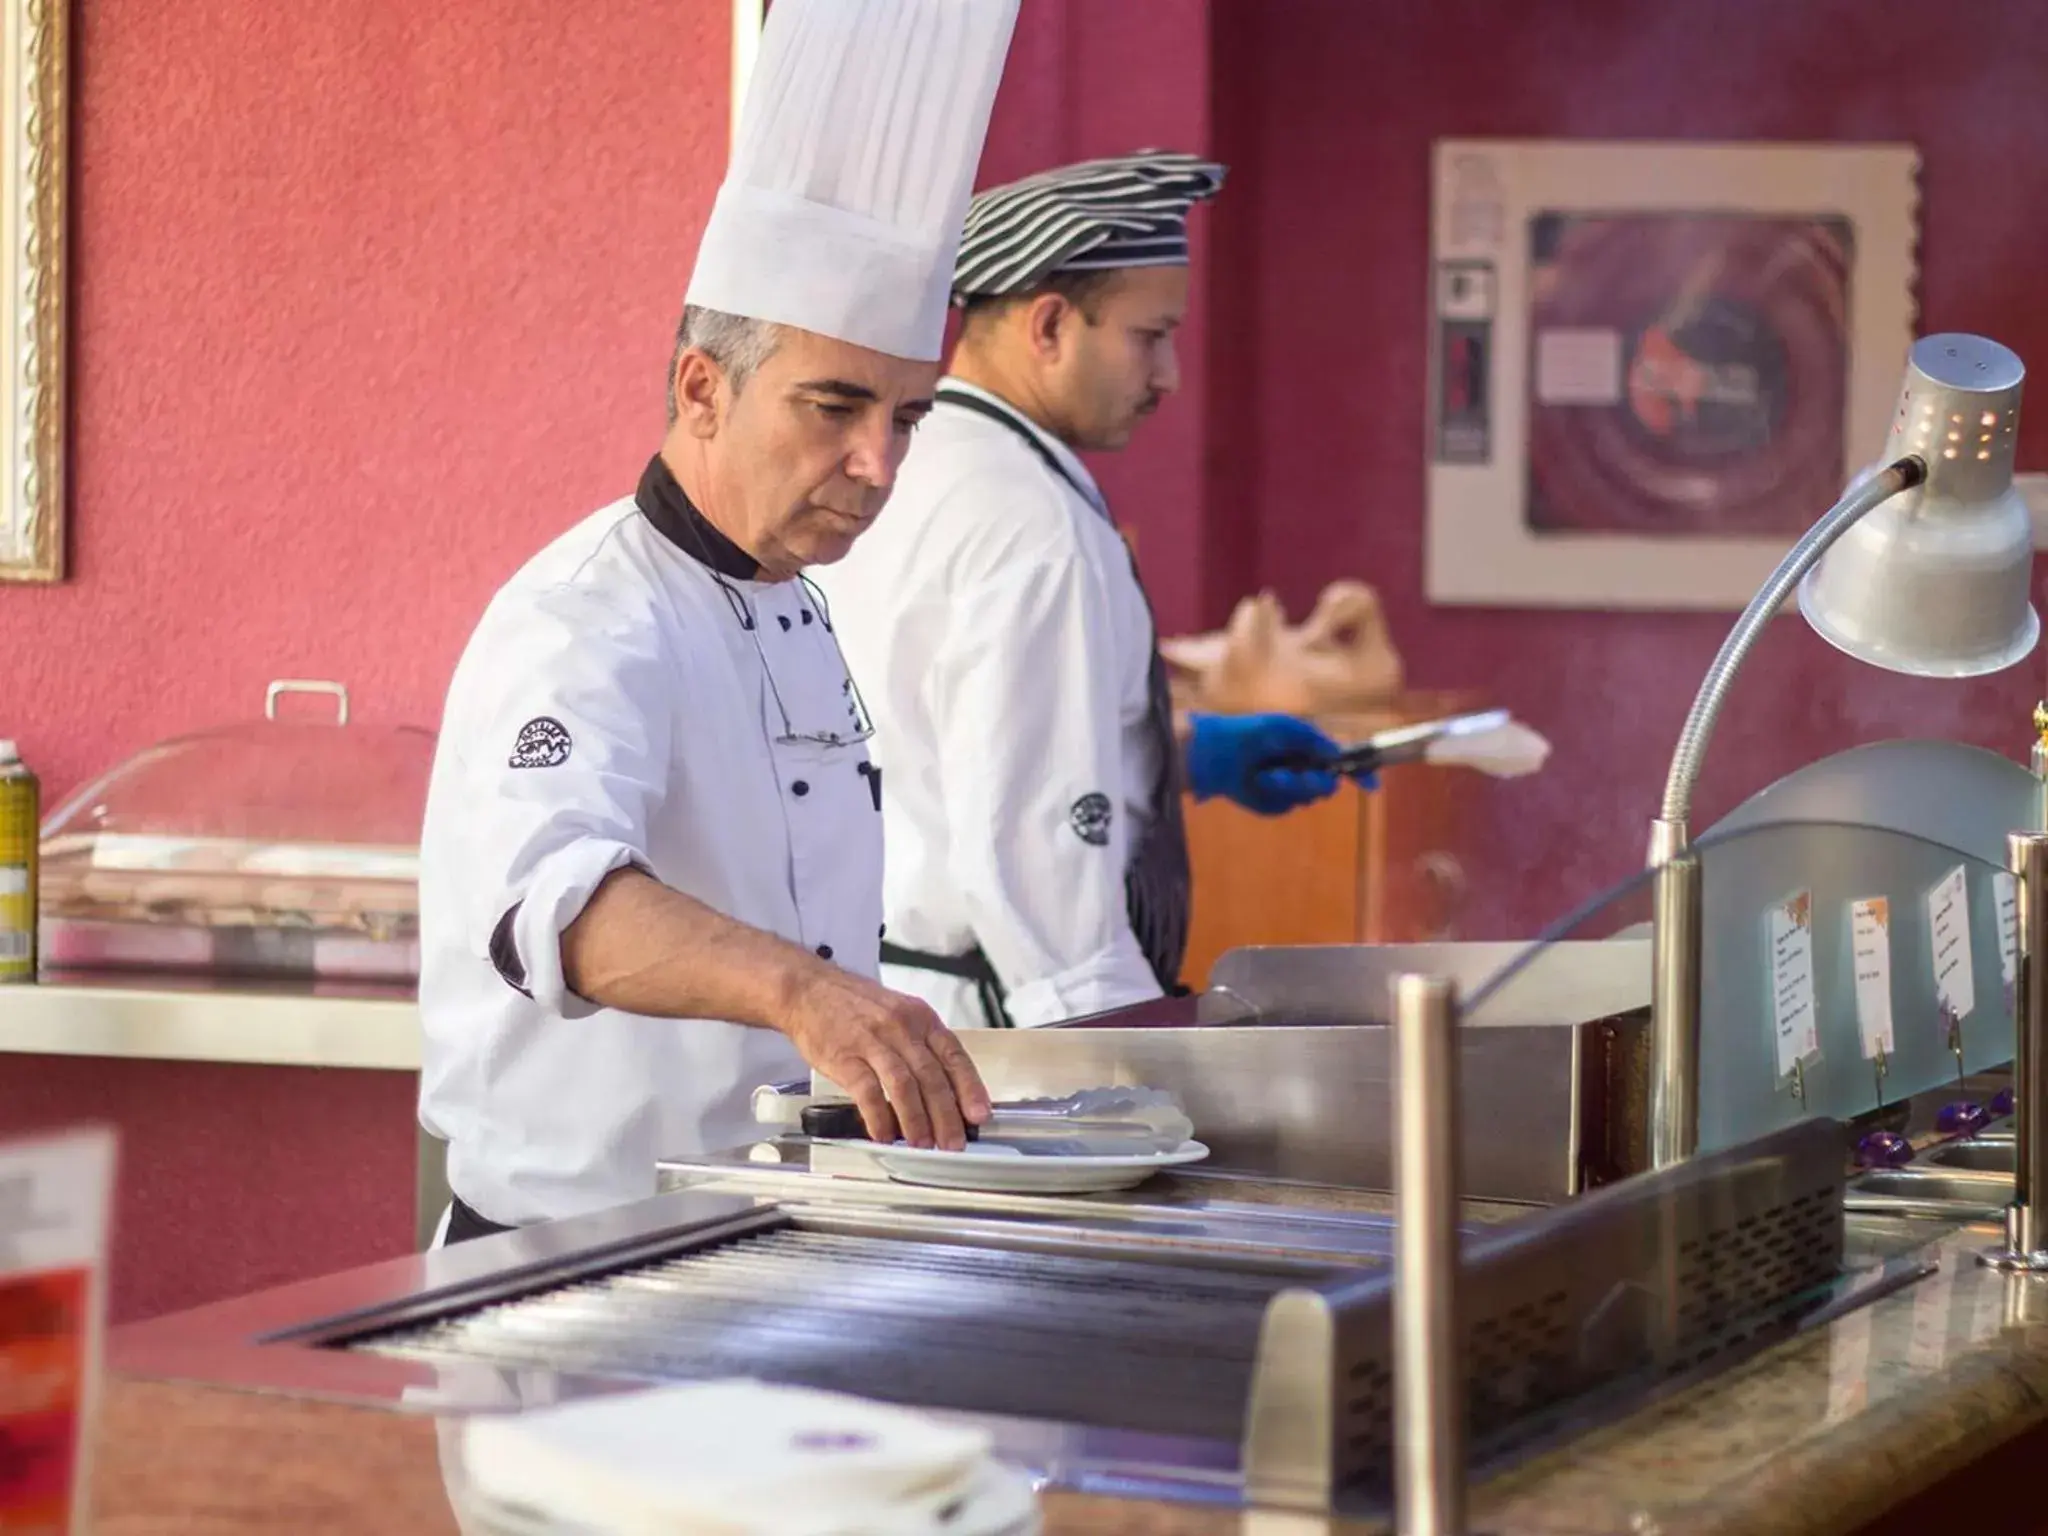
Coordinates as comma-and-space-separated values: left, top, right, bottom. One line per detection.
494, 840, 646, 1017
440, 580, 678, 1017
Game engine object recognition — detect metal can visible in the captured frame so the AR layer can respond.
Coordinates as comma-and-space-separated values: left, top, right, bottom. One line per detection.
0, 739, 37, 982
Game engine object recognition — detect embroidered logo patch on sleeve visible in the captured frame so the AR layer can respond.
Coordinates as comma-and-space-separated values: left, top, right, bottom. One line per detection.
509, 717, 573, 769
1068, 792, 1113, 846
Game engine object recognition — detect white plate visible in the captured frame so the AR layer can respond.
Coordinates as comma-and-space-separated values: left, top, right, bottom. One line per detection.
868, 1139, 1209, 1194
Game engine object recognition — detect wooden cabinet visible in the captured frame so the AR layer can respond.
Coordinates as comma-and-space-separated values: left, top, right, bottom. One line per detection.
1179, 691, 1487, 988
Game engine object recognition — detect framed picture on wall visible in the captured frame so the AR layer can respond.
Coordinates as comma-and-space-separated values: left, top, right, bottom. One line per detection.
1425, 140, 1919, 611
0, 0, 67, 584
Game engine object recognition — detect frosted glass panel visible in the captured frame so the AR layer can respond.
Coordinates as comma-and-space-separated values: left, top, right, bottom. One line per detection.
1707, 738, 2040, 871
1692, 820, 2010, 1151
1464, 819, 2015, 1155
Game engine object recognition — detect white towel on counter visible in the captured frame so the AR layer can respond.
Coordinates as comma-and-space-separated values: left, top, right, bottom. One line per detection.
459, 1378, 1040, 1535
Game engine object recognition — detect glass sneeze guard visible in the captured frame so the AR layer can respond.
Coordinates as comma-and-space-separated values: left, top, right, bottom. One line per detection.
1460, 817, 2016, 1158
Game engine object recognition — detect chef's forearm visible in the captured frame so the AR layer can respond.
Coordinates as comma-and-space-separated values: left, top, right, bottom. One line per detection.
560, 867, 819, 1027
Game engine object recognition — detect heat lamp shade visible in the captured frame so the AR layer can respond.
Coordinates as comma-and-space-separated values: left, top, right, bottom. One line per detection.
1798, 334, 2038, 678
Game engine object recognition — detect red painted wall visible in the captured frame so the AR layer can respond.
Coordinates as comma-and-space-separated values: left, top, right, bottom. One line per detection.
1212, 0, 2048, 936
0, 1060, 416, 1323
7, 0, 732, 802
5, 0, 1210, 808
3, 0, 743, 1323
998, 0, 1215, 633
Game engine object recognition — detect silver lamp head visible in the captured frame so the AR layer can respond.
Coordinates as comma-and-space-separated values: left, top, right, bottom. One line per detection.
1798, 333, 2038, 677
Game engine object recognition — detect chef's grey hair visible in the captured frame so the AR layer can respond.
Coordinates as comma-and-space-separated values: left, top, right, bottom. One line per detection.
667, 306, 783, 423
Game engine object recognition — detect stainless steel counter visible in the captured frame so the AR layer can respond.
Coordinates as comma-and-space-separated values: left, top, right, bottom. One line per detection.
659, 1136, 1545, 1231
109, 1120, 1874, 1517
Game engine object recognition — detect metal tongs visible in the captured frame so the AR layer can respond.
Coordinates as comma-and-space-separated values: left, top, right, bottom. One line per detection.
1262, 707, 1512, 777
799, 1086, 1193, 1155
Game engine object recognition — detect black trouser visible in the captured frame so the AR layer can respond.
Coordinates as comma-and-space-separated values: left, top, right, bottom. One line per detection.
443, 1193, 516, 1246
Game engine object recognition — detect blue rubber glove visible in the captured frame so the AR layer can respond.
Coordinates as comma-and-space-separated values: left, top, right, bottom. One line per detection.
1185, 712, 1360, 816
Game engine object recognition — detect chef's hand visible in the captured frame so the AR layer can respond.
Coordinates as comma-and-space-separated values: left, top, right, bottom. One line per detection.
1185, 712, 1363, 816
780, 966, 991, 1150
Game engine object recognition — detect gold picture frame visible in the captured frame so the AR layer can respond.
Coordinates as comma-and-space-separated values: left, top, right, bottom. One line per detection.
0, 0, 66, 584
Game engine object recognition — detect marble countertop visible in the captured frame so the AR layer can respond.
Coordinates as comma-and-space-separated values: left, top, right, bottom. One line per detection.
1467, 1216, 2048, 1536
91, 1376, 1253, 1536
90, 1208, 2048, 1534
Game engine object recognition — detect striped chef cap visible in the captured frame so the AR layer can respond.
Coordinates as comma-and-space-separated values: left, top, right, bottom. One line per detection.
951, 150, 1227, 302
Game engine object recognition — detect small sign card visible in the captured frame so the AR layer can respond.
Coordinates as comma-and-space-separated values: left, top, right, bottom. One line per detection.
1768, 890, 1819, 1077
1928, 866, 1976, 1026
1849, 897, 1895, 1060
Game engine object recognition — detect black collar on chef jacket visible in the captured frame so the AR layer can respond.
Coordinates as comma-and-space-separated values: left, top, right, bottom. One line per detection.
635, 454, 760, 581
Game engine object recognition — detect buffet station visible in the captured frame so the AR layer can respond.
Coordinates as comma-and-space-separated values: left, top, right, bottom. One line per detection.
0, 681, 433, 1321
39, 334, 2048, 1532
97, 910, 2048, 1532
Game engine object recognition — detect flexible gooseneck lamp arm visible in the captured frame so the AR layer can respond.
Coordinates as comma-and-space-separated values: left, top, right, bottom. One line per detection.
1654, 460, 1927, 834
1645, 459, 1926, 1167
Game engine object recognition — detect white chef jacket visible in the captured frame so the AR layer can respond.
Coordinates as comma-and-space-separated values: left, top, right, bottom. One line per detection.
418, 464, 881, 1225
815, 379, 1162, 1030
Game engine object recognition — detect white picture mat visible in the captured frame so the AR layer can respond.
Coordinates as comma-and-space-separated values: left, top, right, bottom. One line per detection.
1426, 139, 1920, 611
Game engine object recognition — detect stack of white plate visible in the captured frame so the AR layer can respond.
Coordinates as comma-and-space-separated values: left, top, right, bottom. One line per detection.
457, 1379, 1040, 1535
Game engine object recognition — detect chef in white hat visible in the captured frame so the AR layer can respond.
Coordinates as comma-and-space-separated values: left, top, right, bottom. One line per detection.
815, 152, 1365, 1034
417, 0, 1020, 1241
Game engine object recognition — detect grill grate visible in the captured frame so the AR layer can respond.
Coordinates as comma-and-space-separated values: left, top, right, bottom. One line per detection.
350, 1226, 1292, 1442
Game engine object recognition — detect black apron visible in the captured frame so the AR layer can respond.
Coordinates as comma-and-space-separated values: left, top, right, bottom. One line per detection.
444, 1193, 515, 1245
883, 388, 1192, 1027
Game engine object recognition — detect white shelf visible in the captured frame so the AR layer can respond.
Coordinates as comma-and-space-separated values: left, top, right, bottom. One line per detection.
0, 979, 420, 1070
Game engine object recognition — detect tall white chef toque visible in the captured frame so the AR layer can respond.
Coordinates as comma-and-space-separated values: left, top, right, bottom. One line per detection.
684, 0, 1021, 364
